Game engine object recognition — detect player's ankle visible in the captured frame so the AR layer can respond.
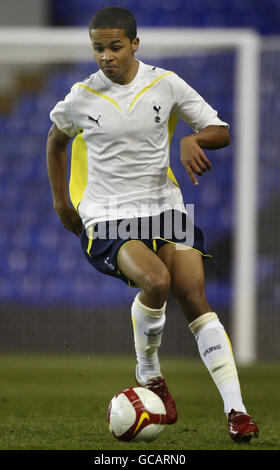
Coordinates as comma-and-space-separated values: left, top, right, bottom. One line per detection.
136, 363, 161, 384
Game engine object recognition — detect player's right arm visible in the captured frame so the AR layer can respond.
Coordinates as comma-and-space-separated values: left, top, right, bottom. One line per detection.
170, 73, 230, 185
46, 123, 83, 237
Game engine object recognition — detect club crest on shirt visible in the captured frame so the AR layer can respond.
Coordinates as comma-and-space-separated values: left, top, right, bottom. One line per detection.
153, 104, 161, 123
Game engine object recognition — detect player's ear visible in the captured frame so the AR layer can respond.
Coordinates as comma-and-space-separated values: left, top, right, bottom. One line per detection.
131, 37, 139, 53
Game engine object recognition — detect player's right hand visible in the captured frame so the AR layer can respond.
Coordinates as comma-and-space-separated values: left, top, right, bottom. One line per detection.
55, 206, 84, 237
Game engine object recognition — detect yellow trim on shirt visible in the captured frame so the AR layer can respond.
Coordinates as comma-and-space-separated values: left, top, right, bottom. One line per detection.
74, 83, 122, 111
167, 113, 179, 187
168, 113, 179, 145
69, 133, 88, 211
129, 72, 175, 111
167, 166, 179, 187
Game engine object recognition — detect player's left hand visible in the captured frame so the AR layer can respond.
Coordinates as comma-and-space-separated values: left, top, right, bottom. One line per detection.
180, 135, 212, 185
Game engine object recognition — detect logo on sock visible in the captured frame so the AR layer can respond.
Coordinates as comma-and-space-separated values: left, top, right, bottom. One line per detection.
203, 344, 221, 357
144, 329, 164, 337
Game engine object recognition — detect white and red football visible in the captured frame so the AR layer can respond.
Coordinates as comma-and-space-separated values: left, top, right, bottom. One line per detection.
107, 387, 166, 442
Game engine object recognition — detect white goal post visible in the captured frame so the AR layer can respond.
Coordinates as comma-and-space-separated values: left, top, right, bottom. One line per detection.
0, 27, 260, 364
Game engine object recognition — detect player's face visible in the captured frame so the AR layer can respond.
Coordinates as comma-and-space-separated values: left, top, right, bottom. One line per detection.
90, 29, 139, 85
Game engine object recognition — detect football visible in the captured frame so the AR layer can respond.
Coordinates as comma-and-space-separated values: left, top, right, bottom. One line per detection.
107, 386, 166, 442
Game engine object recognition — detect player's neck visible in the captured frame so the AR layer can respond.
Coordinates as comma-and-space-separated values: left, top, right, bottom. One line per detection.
116, 59, 139, 85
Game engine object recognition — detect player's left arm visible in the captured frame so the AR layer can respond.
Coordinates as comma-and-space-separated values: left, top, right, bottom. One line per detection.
180, 125, 230, 185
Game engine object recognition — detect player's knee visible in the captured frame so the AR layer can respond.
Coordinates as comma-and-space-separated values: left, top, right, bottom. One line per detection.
177, 281, 207, 308
143, 268, 171, 302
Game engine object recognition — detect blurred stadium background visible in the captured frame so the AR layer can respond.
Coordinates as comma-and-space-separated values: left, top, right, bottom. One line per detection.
0, 0, 279, 361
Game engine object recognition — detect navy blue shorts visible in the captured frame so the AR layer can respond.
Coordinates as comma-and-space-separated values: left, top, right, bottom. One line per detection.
80, 209, 210, 287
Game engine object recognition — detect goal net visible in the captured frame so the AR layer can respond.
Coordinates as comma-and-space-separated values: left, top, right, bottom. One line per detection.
1, 27, 275, 364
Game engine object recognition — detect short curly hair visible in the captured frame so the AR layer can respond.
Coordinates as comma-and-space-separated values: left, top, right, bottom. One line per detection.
89, 6, 137, 42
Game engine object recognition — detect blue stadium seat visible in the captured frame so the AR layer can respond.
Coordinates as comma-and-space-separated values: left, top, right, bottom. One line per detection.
50, 0, 280, 34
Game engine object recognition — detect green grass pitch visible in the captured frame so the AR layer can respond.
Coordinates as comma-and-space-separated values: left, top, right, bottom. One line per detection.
0, 353, 279, 450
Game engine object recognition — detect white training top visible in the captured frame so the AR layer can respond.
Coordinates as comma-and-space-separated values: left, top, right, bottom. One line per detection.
50, 60, 228, 228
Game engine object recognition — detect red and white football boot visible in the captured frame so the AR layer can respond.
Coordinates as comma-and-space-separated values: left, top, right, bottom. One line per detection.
135, 365, 178, 425
227, 409, 259, 442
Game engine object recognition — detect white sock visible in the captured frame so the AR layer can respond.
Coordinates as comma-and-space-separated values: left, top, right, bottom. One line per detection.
189, 312, 247, 415
131, 293, 166, 382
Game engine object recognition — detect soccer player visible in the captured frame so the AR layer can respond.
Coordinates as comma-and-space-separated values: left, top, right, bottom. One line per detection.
46, 6, 259, 442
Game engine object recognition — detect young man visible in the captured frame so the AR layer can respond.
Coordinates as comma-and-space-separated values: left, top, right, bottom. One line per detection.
46, 6, 259, 442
